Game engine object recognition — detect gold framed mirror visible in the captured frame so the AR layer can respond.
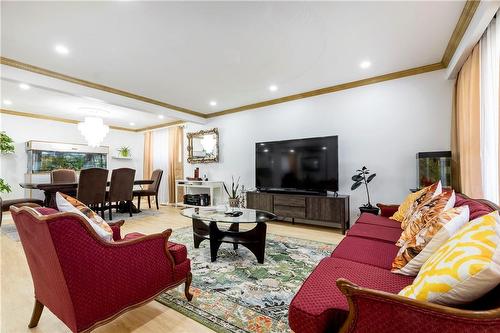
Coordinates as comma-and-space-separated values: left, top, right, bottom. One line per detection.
186, 128, 219, 164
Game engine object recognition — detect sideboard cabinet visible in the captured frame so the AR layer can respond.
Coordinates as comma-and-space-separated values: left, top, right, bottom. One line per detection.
246, 191, 350, 234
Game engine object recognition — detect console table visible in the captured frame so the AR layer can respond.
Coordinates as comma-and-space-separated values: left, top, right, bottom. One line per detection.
246, 191, 350, 234
175, 180, 224, 207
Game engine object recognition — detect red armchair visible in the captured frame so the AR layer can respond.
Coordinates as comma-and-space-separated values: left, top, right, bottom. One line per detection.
10, 206, 192, 333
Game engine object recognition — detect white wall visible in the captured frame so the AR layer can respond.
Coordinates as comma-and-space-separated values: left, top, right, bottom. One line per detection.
185, 70, 454, 221
0, 114, 144, 200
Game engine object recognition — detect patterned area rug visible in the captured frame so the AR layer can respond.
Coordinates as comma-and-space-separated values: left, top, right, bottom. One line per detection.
156, 226, 336, 333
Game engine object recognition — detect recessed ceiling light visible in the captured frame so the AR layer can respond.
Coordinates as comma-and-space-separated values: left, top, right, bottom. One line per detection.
54, 44, 70, 55
322, 146, 327, 150
2, 99, 12, 105
158, 114, 165, 119
129, 122, 135, 126
263, 149, 269, 153
360, 60, 371, 69
289, 149, 295, 153
19, 83, 30, 90
209, 100, 217, 106
269, 85, 278, 92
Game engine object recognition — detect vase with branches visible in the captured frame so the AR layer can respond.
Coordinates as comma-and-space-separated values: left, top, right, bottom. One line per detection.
351, 166, 378, 214
223, 176, 240, 207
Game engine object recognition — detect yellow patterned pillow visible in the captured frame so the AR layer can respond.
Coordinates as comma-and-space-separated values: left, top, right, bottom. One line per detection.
399, 211, 500, 305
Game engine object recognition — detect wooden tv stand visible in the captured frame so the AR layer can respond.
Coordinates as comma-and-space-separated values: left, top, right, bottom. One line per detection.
246, 191, 350, 234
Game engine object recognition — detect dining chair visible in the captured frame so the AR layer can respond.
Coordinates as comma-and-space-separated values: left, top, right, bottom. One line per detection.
77, 168, 109, 219
50, 169, 77, 184
133, 169, 163, 211
106, 168, 136, 220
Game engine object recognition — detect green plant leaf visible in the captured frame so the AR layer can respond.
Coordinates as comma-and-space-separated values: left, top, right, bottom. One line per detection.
223, 182, 231, 197
352, 175, 363, 181
0, 178, 12, 193
0, 131, 15, 154
351, 181, 362, 190
367, 173, 376, 183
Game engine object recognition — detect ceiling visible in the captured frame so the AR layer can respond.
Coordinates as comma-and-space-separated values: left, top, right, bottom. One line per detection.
1, 1, 465, 127
0, 77, 176, 130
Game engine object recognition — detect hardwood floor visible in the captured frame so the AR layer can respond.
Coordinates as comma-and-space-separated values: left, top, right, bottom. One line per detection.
1, 204, 344, 333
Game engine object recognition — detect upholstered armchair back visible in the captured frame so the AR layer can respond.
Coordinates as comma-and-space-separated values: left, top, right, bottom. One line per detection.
11, 207, 78, 332
11, 205, 178, 332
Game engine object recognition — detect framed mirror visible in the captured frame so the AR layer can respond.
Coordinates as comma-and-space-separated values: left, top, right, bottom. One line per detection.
187, 128, 219, 163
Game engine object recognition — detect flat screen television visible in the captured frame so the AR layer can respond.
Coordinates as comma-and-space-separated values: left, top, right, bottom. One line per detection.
255, 136, 338, 195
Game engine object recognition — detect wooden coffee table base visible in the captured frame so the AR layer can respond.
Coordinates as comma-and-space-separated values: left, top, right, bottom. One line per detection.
192, 218, 267, 263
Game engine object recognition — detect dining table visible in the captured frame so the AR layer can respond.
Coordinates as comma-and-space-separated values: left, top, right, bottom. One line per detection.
19, 180, 154, 211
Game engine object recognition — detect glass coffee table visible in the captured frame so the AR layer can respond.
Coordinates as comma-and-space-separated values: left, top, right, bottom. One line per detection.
181, 207, 276, 263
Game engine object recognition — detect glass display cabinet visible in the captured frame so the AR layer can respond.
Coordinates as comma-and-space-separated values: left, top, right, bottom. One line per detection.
416, 151, 452, 189
26, 141, 108, 174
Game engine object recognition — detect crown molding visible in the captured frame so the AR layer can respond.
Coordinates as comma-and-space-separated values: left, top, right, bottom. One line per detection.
206, 62, 445, 118
441, 0, 480, 67
136, 120, 185, 132
0, 57, 205, 118
0, 108, 135, 132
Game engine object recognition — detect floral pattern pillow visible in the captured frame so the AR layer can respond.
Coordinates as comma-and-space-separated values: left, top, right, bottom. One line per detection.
400, 181, 442, 230
396, 190, 455, 247
392, 205, 469, 275
56, 192, 113, 242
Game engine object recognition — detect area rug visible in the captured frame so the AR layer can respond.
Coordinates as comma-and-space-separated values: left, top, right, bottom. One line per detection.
156, 226, 336, 333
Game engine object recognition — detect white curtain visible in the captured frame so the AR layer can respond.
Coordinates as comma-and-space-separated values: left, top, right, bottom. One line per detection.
480, 12, 500, 204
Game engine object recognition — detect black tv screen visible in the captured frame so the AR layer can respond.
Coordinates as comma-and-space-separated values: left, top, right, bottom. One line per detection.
256, 136, 338, 194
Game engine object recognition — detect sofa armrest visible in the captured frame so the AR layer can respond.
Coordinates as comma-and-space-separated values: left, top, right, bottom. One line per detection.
336, 279, 500, 333
108, 220, 125, 241
376, 203, 399, 217
107, 220, 125, 228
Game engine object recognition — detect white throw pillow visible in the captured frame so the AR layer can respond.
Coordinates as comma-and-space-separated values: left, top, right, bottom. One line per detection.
393, 205, 469, 276
56, 192, 113, 242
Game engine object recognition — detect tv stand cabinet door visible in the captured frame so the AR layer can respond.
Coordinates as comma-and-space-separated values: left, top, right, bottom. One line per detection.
306, 197, 341, 224
247, 192, 273, 212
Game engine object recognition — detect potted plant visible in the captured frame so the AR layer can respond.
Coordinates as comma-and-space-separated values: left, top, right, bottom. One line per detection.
0, 131, 15, 194
223, 176, 240, 208
118, 146, 131, 158
351, 166, 379, 215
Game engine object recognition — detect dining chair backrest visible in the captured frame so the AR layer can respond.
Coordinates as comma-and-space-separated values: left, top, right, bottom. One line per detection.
148, 169, 163, 193
50, 169, 77, 184
77, 168, 109, 205
108, 168, 136, 202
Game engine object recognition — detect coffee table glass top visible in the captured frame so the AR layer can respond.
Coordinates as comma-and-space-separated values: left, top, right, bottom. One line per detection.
181, 207, 276, 224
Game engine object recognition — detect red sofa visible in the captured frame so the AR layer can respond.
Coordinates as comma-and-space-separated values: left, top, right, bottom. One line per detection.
288, 194, 500, 333
10, 206, 192, 333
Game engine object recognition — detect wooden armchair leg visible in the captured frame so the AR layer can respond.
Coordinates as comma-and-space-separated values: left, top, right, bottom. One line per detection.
28, 299, 44, 328
184, 272, 193, 301
148, 196, 151, 209
155, 195, 159, 210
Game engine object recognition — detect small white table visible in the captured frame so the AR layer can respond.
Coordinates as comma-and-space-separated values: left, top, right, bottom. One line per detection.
174, 180, 224, 207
